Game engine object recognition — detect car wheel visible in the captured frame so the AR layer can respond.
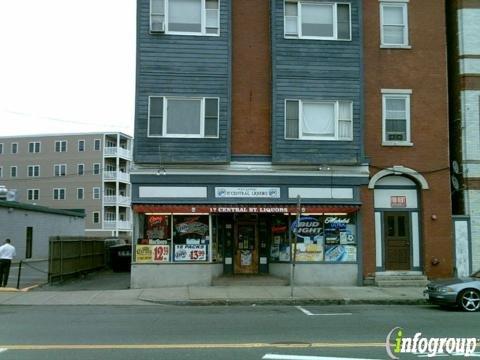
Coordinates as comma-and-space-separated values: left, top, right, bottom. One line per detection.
458, 289, 480, 312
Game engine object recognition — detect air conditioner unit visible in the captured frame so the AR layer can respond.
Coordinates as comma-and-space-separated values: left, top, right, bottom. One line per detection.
151, 21, 165, 33
387, 132, 405, 141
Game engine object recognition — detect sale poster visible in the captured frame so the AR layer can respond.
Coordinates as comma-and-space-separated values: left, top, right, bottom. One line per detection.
136, 245, 170, 263
174, 244, 207, 261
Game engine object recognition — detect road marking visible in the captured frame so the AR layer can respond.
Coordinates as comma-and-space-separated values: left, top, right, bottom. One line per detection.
263, 354, 381, 360
296, 306, 352, 316
0, 342, 385, 351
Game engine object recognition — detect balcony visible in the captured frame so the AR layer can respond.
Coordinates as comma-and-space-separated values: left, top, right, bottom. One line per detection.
104, 195, 131, 206
104, 220, 132, 230
104, 146, 132, 159
103, 171, 130, 183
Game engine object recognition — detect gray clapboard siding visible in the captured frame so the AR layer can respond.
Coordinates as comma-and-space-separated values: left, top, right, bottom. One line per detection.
134, 0, 231, 164
271, 0, 364, 165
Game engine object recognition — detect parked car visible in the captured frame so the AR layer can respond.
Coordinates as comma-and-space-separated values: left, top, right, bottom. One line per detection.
424, 270, 480, 312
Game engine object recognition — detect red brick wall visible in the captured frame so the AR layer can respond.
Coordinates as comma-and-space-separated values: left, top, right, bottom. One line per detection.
231, 0, 271, 156
364, 0, 453, 278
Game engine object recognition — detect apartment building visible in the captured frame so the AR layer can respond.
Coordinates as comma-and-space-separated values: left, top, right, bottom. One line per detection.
448, 0, 480, 276
0, 133, 133, 239
130, 0, 452, 288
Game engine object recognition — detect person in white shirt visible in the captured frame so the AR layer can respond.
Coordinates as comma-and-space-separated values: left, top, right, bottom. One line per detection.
0, 238, 16, 287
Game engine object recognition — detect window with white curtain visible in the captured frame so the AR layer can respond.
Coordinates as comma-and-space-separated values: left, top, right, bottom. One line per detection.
284, 1, 351, 40
150, 0, 219, 35
380, 2, 409, 47
285, 99, 353, 140
382, 90, 411, 145
148, 96, 219, 138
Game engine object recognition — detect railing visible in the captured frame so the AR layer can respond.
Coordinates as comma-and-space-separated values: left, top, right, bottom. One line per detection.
104, 220, 131, 230
11, 259, 49, 290
104, 195, 131, 206
104, 147, 132, 159
103, 171, 130, 182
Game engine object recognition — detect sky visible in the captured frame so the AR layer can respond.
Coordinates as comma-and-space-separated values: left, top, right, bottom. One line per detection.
0, 0, 136, 137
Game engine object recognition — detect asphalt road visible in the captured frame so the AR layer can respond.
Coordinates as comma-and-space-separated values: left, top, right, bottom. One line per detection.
0, 304, 478, 360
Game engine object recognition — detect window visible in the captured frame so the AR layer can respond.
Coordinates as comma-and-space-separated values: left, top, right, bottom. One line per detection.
78, 140, 85, 152
53, 188, 66, 200
380, 2, 409, 47
78, 164, 84, 176
284, 1, 351, 40
93, 163, 101, 175
28, 142, 40, 153
93, 212, 100, 224
93, 187, 101, 199
148, 96, 219, 138
55, 140, 67, 152
150, 0, 220, 35
0, 167, 2, 178
0, 143, 3, 154
54, 164, 67, 177
26, 227, 33, 259
11, 143, 18, 154
27, 165, 40, 177
382, 90, 412, 145
94, 139, 101, 151
285, 99, 353, 140
27, 189, 39, 201
10, 166, 17, 178
77, 188, 84, 200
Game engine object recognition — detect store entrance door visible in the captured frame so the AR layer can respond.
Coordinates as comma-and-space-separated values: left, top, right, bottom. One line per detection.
234, 222, 258, 274
384, 211, 411, 270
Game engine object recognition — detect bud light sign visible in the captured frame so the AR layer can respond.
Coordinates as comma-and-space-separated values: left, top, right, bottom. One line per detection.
291, 217, 323, 236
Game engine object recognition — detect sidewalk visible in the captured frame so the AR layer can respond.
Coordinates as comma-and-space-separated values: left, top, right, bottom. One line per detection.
0, 285, 427, 306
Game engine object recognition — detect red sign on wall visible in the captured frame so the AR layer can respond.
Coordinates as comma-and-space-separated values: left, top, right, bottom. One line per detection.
391, 196, 407, 208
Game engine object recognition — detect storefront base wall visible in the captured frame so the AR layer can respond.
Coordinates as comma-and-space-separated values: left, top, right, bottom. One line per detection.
269, 263, 358, 286
130, 264, 223, 288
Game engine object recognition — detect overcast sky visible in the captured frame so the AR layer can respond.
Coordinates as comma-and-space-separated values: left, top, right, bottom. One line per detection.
0, 0, 136, 136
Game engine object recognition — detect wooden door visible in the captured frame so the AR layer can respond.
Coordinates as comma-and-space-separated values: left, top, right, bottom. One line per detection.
384, 212, 411, 270
234, 222, 258, 274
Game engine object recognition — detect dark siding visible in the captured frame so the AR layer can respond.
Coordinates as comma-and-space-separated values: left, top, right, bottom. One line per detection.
134, 0, 231, 164
271, 0, 363, 165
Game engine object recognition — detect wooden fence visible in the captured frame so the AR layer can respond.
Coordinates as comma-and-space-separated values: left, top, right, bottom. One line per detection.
48, 236, 115, 282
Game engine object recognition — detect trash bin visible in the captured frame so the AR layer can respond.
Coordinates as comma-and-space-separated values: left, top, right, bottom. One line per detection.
109, 244, 132, 272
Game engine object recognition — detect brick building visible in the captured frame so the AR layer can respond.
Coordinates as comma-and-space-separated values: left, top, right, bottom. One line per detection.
130, 0, 452, 287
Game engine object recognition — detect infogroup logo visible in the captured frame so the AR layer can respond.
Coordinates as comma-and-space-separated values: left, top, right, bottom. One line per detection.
385, 327, 478, 358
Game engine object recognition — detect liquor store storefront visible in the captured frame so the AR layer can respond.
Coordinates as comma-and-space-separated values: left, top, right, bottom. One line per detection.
131, 202, 362, 288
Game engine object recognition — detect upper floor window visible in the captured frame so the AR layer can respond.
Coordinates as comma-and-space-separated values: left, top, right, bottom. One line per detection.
78, 140, 85, 152
77, 188, 84, 200
94, 139, 101, 151
27, 189, 39, 201
28, 142, 41, 153
28, 165, 40, 177
150, 0, 220, 36
53, 188, 66, 200
93, 187, 101, 200
55, 140, 67, 152
10, 166, 17, 178
0, 143, 3, 154
54, 164, 67, 177
78, 164, 85, 176
382, 89, 412, 146
284, 1, 351, 40
93, 163, 101, 175
0, 167, 2, 178
148, 96, 219, 138
11, 143, 18, 154
285, 99, 353, 141
380, 1, 409, 47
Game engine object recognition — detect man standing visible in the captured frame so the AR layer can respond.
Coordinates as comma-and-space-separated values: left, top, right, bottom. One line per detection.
0, 238, 16, 287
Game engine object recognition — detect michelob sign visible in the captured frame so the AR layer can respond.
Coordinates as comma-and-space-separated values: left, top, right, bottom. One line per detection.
290, 216, 323, 236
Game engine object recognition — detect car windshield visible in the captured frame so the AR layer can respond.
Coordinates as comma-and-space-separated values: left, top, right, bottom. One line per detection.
471, 270, 480, 278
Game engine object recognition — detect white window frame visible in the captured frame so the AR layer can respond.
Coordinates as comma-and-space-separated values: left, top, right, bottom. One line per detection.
381, 89, 412, 146
379, 1, 410, 48
11, 143, 18, 154
92, 211, 100, 224
93, 163, 101, 175
54, 164, 67, 177
78, 139, 85, 152
0, 143, 3, 154
27, 189, 39, 201
77, 164, 85, 176
53, 188, 66, 200
284, 1, 352, 41
94, 139, 101, 151
0, 166, 2, 178
55, 140, 67, 152
28, 142, 41, 153
284, 99, 353, 141
77, 188, 84, 200
93, 187, 101, 200
10, 166, 17, 178
150, 0, 220, 36
27, 165, 40, 177
147, 96, 220, 138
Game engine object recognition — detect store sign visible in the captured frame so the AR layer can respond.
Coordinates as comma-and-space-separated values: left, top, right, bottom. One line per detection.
136, 245, 170, 263
175, 221, 209, 236
215, 187, 281, 198
174, 244, 207, 261
209, 206, 289, 213
291, 216, 323, 235
391, 196, 407, 208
